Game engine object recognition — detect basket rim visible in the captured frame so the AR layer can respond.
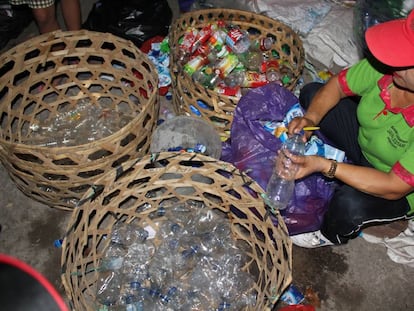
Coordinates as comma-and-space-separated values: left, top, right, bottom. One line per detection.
0, 29, 160, 151
172, 7, 305, 43
0, 93, 158, 151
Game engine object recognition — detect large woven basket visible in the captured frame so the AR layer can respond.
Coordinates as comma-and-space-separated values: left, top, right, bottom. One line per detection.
61, 152, 292, 310
169, 8, 305, 140
0, 30, 159, 210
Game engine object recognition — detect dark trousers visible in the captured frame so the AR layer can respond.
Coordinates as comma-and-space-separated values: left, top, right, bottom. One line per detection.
299, 82, 410, 244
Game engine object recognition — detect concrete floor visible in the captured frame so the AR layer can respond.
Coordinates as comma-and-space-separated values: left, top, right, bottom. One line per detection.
0, 0, 414, 310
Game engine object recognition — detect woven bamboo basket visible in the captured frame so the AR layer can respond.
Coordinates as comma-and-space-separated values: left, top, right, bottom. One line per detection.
0, 30, 159, 210
169, 8, 305, 140
61, 152, 292, 310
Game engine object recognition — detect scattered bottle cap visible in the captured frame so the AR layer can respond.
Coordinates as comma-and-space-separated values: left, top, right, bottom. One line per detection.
54, 239, 63, 248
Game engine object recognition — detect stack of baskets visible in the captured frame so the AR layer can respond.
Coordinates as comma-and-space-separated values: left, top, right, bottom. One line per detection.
0, 30, 159, 209
61, 152, 292, 310
169, 8, 305, 140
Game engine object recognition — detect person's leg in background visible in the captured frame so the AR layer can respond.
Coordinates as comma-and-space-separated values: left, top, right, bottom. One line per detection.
31, 1, 59, 34
60, 0, 81, 31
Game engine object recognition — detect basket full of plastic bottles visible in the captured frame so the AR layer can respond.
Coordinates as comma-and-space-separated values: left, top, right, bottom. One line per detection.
0, 30, 159, 210
61, 152, 292, 310
169, 8, 305, 141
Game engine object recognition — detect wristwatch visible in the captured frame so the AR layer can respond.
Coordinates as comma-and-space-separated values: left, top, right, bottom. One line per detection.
323, 160, 338, 178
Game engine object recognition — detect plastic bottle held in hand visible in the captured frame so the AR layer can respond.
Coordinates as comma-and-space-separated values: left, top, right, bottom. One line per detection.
265, 133, 305, 211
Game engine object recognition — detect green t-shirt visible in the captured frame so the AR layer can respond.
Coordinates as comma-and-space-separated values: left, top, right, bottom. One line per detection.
338, 58, 414, 214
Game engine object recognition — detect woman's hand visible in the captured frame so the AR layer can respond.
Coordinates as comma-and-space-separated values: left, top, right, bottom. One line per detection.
288, 116, 312, 133
287, 152, 329, 180
288, 117, 317, 140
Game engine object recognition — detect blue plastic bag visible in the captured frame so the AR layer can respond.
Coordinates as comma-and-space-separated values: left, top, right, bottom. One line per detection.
222, 83, 337, 235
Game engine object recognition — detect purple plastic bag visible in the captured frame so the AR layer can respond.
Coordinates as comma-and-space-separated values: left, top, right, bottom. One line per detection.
222, 83, 337, 235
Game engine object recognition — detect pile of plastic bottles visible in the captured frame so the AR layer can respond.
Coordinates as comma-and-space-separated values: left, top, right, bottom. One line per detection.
176, 20, 295, 98
28, 99, 134, 147
96, 200, 257, 310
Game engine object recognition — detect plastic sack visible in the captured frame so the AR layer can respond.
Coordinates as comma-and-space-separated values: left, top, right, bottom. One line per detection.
222, 83, 337, 235
353, 0, 414, 56
83, 0, 172, 48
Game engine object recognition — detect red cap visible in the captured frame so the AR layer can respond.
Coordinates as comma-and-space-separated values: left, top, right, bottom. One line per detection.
365, 10, 414, 67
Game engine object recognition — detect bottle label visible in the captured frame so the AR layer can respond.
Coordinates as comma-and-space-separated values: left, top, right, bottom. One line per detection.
215, 53, 239, 78
243, 71, 268, 88
191, 24, 216, 53
214, 85, 241, 97
266, 59, 280, 72
183, 55, 208, 76
225, 28, 245, 49
208, 29, 226, 51
179, 27, 199, 54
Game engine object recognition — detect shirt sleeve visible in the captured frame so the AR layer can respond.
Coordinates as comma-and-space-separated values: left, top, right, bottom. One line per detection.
392, 143, 414, 187
338, 59, 383, 96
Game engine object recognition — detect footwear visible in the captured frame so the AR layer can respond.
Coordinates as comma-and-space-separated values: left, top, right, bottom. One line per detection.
359, 231, 383, 244
290, 230, 334, 248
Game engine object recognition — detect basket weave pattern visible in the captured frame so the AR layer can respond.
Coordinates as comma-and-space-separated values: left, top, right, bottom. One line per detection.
169, 9, 305, 139
0, 30, 159, 209
61, 152, 292, 310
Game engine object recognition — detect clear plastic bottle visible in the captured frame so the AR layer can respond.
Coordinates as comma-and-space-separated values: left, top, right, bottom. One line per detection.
176, 27, 199, 69
265, 59, 282, 83
224, 25, 251, 54
198, 53, 240, 89
265, 133, 305, 211
192, 65, 216, 88
223, 69, 268, 89
237, 49, 263, 72
251, 37, 274, 51
223, 69, 246, 88
183, 55, 210, 77
279, 61, 294, 86
191, 24, 216, 54
111, 222, 149, 247
95, 243, 126, 306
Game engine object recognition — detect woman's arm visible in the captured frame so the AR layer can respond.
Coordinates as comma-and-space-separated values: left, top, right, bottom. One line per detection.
291, 154, 413, 200
288, 75, 347, 133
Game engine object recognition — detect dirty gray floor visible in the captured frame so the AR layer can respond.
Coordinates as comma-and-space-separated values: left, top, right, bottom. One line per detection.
0, 1, 414, 310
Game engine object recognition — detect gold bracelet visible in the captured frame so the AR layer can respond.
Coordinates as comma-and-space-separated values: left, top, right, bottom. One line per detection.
323, 160, 338, 179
